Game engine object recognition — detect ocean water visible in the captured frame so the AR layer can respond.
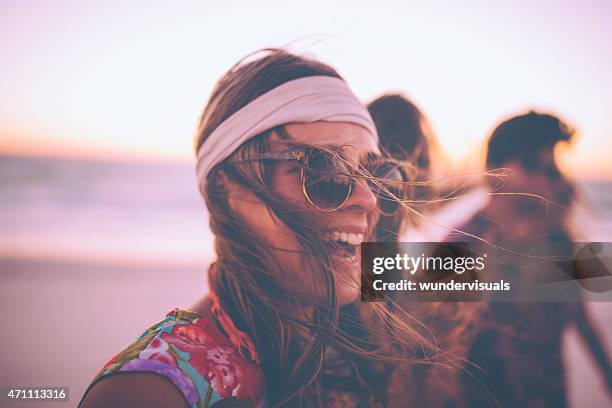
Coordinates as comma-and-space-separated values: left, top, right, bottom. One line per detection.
0, 154, 214, 264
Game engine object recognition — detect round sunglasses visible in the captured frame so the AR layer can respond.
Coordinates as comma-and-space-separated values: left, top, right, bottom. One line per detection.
231, 145, 409, 215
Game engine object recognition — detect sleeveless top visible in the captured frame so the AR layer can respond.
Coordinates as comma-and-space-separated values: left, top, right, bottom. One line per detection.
82, 305, 388, 407
82, 308, 265, 407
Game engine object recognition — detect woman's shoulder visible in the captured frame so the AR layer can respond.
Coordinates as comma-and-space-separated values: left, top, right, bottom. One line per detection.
80, 308, 264, 408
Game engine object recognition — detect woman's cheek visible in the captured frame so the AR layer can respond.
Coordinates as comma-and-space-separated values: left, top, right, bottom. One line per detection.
224, 181, 293, 244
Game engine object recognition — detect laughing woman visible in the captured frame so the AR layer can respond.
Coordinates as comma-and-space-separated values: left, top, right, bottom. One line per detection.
79, 49, 439, 408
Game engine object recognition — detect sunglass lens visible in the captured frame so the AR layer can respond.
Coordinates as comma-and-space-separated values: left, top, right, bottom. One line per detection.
303, 151, 353, 210
371, 162, 405, 215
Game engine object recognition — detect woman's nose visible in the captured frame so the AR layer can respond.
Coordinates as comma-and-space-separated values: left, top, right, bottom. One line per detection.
344, 179, 377, 212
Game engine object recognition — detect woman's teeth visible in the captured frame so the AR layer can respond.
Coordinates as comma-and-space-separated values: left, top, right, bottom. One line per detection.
322, 231, 365, 246
322, 231, 364, 259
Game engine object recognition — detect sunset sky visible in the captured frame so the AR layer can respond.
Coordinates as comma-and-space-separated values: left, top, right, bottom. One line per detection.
1, 0, 611, 179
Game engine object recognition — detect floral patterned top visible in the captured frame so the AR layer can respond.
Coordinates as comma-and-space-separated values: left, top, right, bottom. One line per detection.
83, 308, 265, 408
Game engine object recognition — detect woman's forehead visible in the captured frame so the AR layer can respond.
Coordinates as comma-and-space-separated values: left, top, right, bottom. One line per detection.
279, 121, 380, 159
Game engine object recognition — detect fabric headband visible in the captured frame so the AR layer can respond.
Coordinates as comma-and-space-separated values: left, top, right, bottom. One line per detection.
195, 75, 378, 186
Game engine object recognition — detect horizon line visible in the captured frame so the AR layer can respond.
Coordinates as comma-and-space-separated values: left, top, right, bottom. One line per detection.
1, 149, 611, 183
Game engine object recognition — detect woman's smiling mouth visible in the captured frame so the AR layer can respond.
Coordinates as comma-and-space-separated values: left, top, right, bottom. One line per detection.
322, 230, 365, 257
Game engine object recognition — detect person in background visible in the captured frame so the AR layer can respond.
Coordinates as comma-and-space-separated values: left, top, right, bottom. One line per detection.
454, 111, 612, 407
368, 93, 488, 244
367, 93, 433, 203
368, 93, 478, 407
366, 94, 437, 243
456, 111, 575, 242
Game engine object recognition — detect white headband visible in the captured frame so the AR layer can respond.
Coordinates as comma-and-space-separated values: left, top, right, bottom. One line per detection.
196, 75, 378, 186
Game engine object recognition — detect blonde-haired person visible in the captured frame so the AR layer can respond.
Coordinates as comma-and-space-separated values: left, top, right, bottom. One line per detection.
79, 49, 453, 408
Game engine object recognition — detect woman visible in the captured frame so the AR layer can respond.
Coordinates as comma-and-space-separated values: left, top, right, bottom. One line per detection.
367, 93, 432, 173
80, 49, 444, 408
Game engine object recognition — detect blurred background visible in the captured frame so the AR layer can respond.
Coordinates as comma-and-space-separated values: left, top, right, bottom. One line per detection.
0, 1, 610, 407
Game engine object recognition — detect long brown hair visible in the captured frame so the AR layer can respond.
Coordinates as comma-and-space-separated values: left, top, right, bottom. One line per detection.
196, 49, 453, 407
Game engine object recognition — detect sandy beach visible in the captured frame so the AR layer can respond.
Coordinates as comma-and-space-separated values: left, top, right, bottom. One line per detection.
0, 257, 208, 408
1, 255, 611, 407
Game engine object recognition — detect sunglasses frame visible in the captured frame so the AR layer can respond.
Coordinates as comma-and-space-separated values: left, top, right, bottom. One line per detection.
229, 144, 410, 214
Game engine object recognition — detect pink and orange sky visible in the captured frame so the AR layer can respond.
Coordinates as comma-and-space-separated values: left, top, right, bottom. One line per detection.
1, 0, 611, 179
